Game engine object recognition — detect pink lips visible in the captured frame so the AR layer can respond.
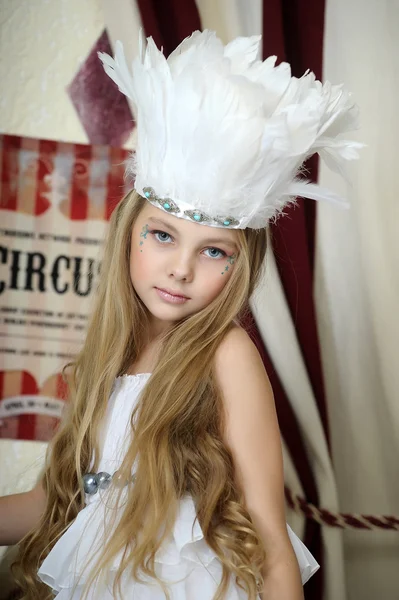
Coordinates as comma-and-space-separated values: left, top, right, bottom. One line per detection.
155, 288, 190, 304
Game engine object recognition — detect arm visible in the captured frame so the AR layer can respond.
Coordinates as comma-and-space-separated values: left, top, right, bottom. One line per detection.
0, 478, 47, 546
214, 327, 304, 600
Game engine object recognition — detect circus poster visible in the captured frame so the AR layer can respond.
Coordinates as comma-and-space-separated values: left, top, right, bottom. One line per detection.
0, 134, 129, 441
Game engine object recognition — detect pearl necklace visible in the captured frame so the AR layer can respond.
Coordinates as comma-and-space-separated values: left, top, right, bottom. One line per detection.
82, 470, 136, 495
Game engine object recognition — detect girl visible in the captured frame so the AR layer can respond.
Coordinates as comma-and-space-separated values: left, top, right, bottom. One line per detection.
2, 29, 361, 600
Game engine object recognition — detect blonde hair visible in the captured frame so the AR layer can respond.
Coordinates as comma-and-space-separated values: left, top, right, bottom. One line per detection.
13, 190, 269, 600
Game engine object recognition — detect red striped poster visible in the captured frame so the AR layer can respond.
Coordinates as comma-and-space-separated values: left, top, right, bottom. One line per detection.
0, 134, 130, 440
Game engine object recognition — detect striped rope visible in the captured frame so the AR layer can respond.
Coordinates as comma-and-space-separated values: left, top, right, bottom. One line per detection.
285, 487, 399, 531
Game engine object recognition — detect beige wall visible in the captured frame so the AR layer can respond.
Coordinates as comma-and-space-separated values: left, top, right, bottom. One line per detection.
0, 0, 104, 570
0, 0, 104, 143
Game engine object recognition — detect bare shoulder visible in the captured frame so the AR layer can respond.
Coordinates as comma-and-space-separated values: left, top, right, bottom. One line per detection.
215, 324, 273, 411
214, 324, 289, 551
214, 325, 275, 446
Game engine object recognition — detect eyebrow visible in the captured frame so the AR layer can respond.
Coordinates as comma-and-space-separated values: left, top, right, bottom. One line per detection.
147, 217, 238, 249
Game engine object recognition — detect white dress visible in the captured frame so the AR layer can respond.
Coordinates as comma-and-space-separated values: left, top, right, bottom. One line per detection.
38, 374, 319, 599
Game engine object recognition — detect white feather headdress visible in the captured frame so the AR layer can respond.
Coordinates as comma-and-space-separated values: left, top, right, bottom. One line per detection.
98, 30, 363, 229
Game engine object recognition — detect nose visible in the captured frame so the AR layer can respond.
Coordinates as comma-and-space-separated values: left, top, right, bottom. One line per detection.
168, 254, 193, 282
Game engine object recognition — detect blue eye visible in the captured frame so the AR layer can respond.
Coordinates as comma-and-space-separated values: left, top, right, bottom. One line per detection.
204, 247, 226, 259
150, 230, 227, 259
153, 230, 171, 243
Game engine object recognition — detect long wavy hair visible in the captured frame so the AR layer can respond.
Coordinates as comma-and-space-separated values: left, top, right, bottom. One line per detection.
13, 190, 269, 600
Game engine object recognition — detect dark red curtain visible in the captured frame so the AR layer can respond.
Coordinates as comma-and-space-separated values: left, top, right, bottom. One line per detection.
136, 0, 201, 55
262, 1, 329, 598
136, 2, 328, 597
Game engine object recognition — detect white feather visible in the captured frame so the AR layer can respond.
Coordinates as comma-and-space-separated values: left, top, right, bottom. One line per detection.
287, 181, 350, 208
98, 29, 364, 229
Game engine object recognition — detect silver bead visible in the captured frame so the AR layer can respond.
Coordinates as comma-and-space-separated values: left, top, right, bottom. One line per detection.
83, 473, 99, 495
112, 469, 130, 488
97, 471, 112, 490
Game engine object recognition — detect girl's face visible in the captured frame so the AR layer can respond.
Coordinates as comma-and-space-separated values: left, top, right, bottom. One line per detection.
130, 202, 239, 338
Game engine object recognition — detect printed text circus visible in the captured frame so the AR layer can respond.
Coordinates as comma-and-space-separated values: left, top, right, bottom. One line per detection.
0, 245, 101, 297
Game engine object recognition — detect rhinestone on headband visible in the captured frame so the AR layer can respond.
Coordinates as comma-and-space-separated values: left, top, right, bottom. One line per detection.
142, 186, 239, 228
82, 470, 136, 495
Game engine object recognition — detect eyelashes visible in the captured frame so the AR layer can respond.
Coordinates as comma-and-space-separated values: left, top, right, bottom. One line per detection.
149, 229, 228, 259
